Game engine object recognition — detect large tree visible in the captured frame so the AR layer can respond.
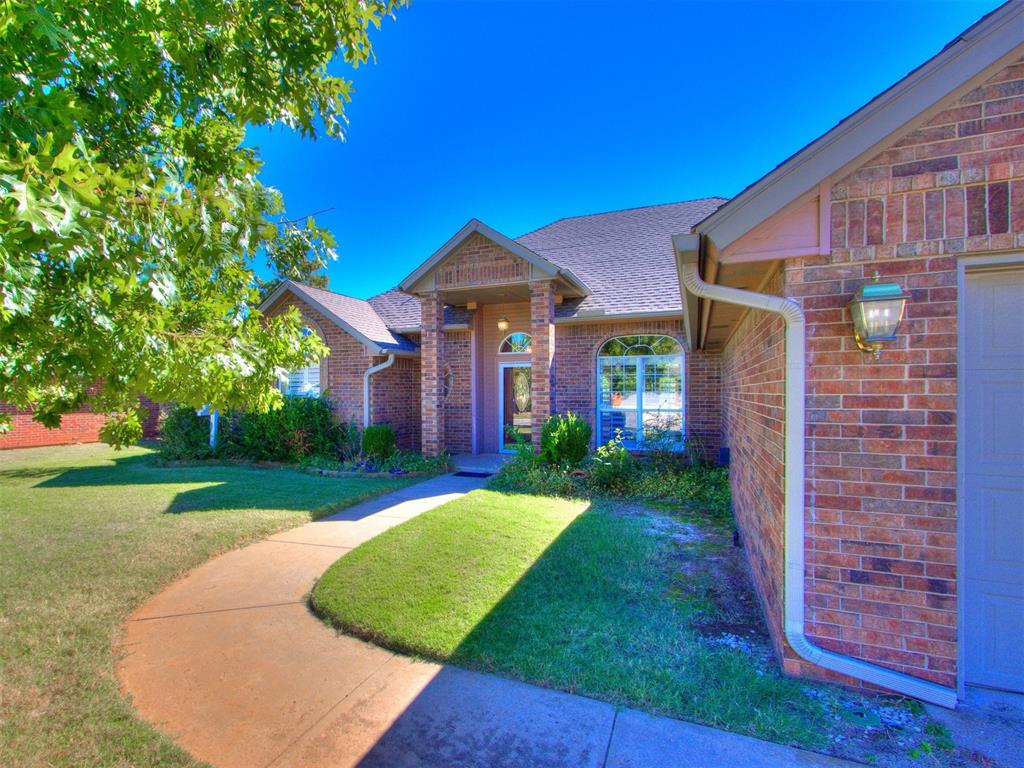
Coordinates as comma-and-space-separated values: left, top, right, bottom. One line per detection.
0, 0, 403, 446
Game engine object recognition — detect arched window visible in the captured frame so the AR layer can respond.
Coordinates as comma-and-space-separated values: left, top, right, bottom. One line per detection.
499, 332, 532, 354
283, 328, 322, 397
597, 335, 683, 449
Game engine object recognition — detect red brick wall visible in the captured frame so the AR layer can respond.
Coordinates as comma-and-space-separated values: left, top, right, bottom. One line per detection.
720, 269, 788, 660
370, 356, 420, 452
0, 397, 161, 450
0, 404, 108, 449
265, 293, 374, 427
530, 281, 556, 447
443, 330, 473, 454
420, 294, 445, 456
725, 57, 1024, 692
434, 232, 529, 289
553, 318, 722, 458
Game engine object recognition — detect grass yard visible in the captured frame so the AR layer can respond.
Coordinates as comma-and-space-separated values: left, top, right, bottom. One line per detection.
312, 488, 830, 748
0, 443, 414, 768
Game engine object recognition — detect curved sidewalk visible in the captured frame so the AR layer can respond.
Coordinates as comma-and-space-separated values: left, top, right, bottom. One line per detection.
117, 473, 854, 768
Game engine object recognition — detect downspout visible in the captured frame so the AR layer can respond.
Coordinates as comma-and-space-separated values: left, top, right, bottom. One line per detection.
363, 354, 395, 429
674, 234, 957, 708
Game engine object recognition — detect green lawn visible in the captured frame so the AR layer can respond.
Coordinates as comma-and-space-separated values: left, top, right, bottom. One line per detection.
312, 489, 829, 748
0, 443, 414, 768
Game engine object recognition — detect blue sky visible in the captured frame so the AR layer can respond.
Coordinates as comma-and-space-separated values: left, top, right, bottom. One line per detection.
248, 0, 1003, 299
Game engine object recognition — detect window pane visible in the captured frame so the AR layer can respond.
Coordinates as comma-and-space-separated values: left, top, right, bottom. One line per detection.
642, 411, 682, 445
285, 365, 320, 397
599, 335, 682, 357
643, 360, 682, 410
600, 409, 637, 445
499, 333, 532, 353
599, 361, 638, 409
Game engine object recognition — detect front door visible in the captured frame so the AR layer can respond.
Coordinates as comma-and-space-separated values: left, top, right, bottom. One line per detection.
499, 363, 531, 453
962, 265, 1024, 693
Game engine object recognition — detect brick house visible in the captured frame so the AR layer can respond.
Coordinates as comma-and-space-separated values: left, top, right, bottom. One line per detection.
261, 200, 726, 459
262, 1, 1022, 707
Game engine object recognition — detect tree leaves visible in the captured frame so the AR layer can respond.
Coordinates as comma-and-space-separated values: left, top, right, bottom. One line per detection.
0, 0, 405, 445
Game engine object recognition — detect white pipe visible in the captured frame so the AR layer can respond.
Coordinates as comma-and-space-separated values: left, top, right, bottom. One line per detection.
363, 354, 395, 429
675, 236, 957, 708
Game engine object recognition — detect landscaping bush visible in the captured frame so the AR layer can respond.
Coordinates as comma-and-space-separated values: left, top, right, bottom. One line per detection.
381, 450, 451, 475
489, 426, 732, 519
361, 423, 396, 461
539, 412, 591, 467
159, 405, 214, 459
631, 464, 732, 520
489, 455, 582, 498
224, 396, 351, 463
589, 431, 637, 493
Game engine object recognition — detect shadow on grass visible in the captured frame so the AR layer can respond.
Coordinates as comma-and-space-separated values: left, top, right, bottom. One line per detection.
11, 451, 408, 517
314, 493, 827, 758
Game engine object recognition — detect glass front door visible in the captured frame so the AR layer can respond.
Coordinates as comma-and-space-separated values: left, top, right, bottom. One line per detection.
500, 363, 532, 452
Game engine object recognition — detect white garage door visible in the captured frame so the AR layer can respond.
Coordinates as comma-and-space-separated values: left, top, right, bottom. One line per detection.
962, 265, 1024, 693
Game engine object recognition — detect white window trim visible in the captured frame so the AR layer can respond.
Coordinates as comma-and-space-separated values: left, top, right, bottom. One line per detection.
596, 350, 685, 450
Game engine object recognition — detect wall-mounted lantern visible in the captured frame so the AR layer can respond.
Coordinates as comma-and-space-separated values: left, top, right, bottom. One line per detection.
496, 315, 510, 332
848, 272, 911, 359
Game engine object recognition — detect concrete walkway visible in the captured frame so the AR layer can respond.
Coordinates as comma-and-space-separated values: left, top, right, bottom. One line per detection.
118, 473, 856, 768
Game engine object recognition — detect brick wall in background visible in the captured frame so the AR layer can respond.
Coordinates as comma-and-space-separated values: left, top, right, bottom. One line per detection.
443, 330, 473, 454
370, 356, 420, 452
0, 396, 162, 450
0, 404, 108, 449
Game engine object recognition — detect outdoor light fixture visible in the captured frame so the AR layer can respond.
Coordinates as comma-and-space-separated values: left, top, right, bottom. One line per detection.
848, 272, 911, 359
496, 316, 510, 332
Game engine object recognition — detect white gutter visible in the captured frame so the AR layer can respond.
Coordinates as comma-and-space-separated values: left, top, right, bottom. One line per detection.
363, 354, 395, 428
674, 234, 957, 708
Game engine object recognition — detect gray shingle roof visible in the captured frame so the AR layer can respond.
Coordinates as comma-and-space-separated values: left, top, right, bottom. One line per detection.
516, 198, 728, 318
368, 289, 469, 330
286, 283, 417, 353
286, 198, 729, 348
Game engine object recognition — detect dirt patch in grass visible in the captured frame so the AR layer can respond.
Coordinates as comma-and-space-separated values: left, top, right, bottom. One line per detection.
637, 502, 983, 768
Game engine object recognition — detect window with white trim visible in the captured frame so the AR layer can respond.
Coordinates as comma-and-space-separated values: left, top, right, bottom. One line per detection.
282, 328, 322, 397
597, 335, 684, 449
499, 332, 532, 354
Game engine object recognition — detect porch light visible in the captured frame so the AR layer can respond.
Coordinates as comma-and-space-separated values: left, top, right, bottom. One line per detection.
496, 316, 510, 332
848, 272, 910, 359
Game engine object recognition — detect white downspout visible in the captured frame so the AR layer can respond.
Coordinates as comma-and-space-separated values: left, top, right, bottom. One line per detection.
674, 235, 957, 708
363, 354, 395, 429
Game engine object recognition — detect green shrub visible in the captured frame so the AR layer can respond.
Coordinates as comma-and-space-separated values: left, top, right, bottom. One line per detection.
381, 450, 452, 475
589, 431, 637, 493
540, 412, 591, 467
226, 396, 346, 463
159, 406, 213, 459
489, 456, 581, 498
631, 464, 732, 521
361, 424, 396, 461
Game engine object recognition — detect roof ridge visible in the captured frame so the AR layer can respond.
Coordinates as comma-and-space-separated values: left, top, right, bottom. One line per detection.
516, 196, 730, 239
291, 280, 370, 304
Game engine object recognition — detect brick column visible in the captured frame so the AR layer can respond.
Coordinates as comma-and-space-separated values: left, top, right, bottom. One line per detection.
530, 280, 556, 449
420, 293, 445, 456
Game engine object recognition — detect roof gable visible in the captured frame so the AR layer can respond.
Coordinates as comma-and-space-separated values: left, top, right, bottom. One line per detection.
696, 0, 1024, 251
259, 281, 417, 355
399, 219, 589, 296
